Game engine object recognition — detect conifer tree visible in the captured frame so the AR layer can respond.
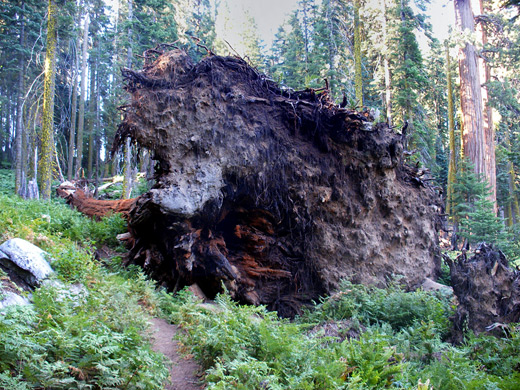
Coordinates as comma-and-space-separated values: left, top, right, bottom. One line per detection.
75, 9, 89, 178
40, 0, 58, 199
354, 0, 363, 106
446, 43, 457, 218
15, 0, 25, 194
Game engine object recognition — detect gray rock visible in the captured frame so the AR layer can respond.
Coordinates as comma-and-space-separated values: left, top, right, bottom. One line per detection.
0, 238, 54, 288
0, 290, 30, 309
421, 278, 453, 294
42, 280, 88, 305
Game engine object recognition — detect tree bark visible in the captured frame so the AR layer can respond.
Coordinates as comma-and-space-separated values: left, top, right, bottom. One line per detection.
382, 0, 392, 126
57, 185, 137, 219
15, 1, 25, 194
75, 11, 89, 178
505, 129, 519, 226
40, 0, 58, 199
354, 0, 363, 107
67, 40, 79, 181
454, 0, 486, 180
446, 44, 456, 218
471, 0, 496, 210
122, 0, 133, 199
87, 48, 97, 178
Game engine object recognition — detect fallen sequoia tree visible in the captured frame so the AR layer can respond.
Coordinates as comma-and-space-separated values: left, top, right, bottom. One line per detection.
56, 182, 136, 219
69, 49, 445, 315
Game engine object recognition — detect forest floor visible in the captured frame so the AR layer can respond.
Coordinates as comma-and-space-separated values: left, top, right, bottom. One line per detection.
149, 317, 203, 390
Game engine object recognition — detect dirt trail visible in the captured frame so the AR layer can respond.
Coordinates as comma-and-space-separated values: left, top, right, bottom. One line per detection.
149, 317, 203, 390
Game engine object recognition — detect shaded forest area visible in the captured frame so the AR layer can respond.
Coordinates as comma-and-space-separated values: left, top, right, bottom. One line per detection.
1, 0, 520, 257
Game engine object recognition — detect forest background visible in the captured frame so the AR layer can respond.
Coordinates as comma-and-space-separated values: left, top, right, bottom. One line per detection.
1, 0, 520, 259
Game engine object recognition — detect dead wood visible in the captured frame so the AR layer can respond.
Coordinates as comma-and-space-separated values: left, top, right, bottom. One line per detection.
56, 183, 137, 219
448, 244, 520, 339
110, 49, 443, 316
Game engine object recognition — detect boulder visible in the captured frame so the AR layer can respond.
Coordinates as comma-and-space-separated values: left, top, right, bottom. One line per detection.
0, 290, 30, 309
0, 238, 54, 289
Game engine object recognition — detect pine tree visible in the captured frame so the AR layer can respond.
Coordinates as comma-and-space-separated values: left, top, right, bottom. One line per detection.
354, 0, 363, 106
446, 43, 457, 218
14, 0, 26, 194
313, 0, 353, 99
75, 8, 89, 178
40, 0, 58, 199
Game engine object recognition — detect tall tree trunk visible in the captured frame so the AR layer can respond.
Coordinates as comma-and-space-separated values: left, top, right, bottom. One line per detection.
75, 11, 89, 178
382, 0, 392, 126
354, 0, 363, 107
67, 40, 79, 181
472, 0, 496, 210
454, 0, 486, 181
40, 0, 58, 200
505, 129, 520, 226
87, 49, 96, 178
122, 0, 133, 199
95, 65, 101, 188
446, 44, 456, 218
15, 1, 25, 194
301, 0, 311, 75
2, 95, 11, 164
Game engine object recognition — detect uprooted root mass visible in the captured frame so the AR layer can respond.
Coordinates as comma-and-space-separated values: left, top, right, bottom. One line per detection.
111, 49, 442, 316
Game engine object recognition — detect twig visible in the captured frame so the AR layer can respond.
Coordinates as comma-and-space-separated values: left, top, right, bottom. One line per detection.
223, 39, 241, 58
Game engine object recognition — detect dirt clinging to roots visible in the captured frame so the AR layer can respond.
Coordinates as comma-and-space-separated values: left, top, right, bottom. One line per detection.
114, 49, 443, 316
448, 243, 520, 338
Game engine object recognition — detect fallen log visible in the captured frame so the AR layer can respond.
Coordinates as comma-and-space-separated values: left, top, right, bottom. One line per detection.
56, 182, 137, 219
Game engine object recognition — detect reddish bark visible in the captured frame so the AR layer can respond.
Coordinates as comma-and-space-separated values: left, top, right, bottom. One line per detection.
56, 184, 137, 219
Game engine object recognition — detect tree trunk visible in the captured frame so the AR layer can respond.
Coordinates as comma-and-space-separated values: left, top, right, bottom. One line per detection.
57, 185, 137, 219
75, 11, 89, 178
40, 0, 58, 199
87, 50, 97, 178
121, 137, 132, 199
15, 1, 25, 194
122, 0, 133, 199
446, 44, 456, 218
505, 129, 520, 225
454, 0, 486, 181
354, 0, 363, 107
95, 63, 101, 188
67, 40, 79, 181
382, 0, 392, 126
471, 0, 496, 210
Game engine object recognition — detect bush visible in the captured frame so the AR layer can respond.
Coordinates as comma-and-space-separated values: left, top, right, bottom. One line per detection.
302, 280, 453, 336
0, 281, 169, 389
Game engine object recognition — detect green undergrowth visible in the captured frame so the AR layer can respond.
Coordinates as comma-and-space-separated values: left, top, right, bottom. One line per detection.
162, 281, 520, 390
0, 171, 169, 389
1, 169, 519, 389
